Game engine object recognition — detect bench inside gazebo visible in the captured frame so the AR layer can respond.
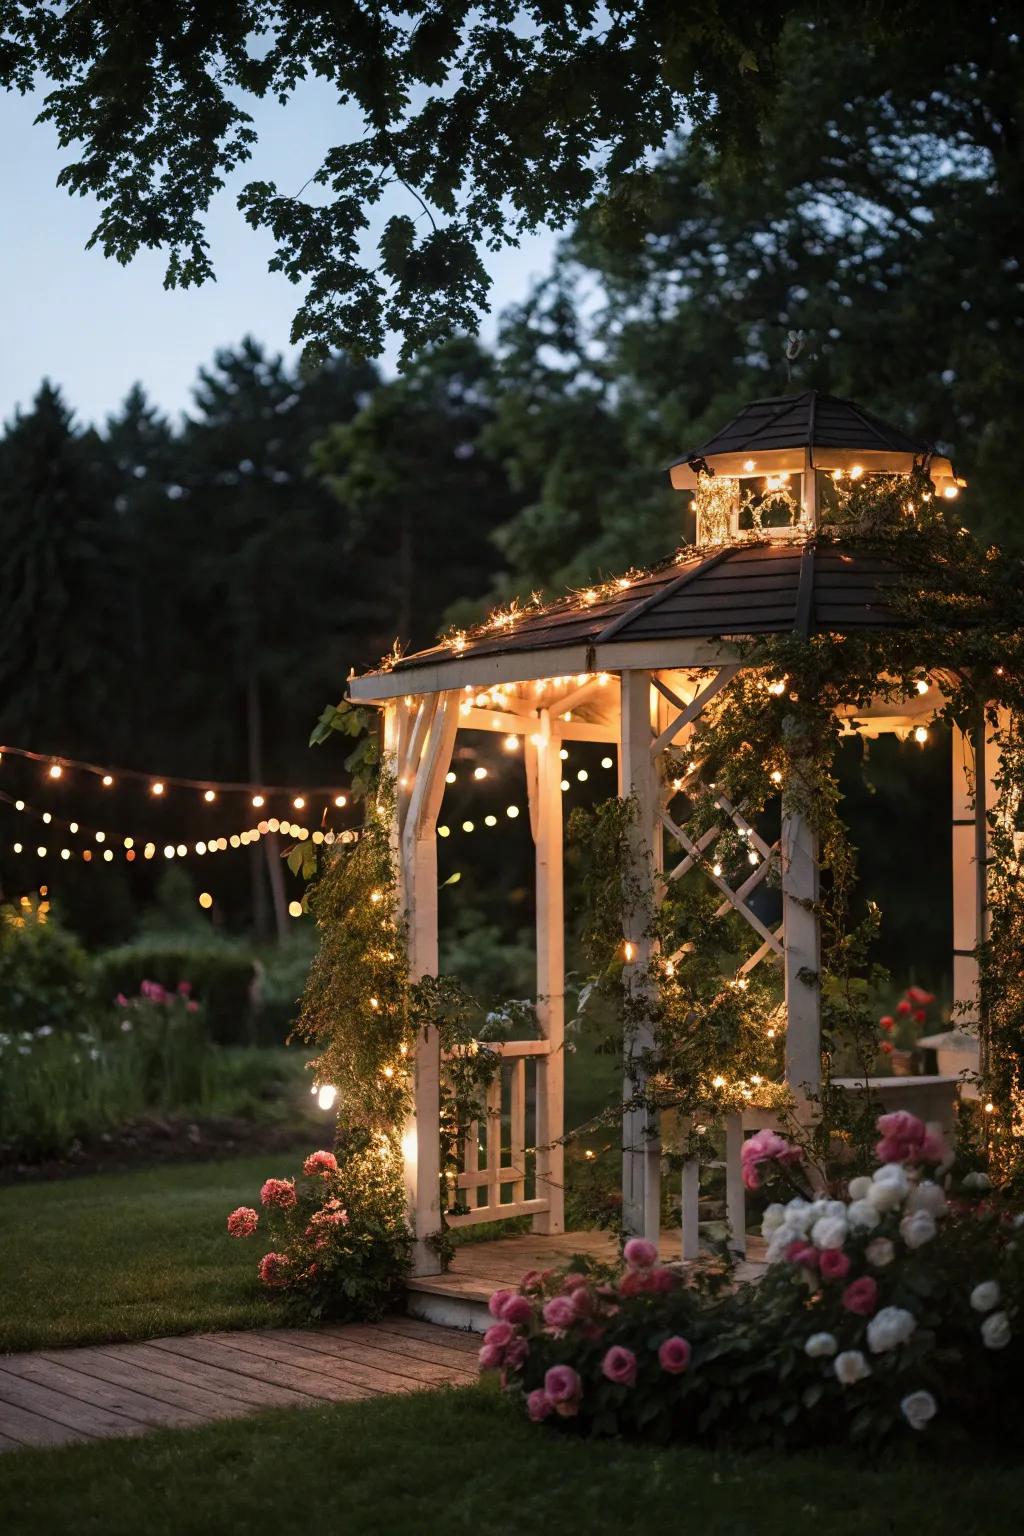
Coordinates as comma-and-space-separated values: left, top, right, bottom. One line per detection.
347, 391, 987, 1329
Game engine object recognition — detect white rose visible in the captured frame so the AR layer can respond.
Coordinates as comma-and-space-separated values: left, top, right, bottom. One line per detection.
766, 1224, 801, 1262
970, 1281, 1001, 1313
761, 1203, 787, 1237
865, 1237, 895, 1268
834, 1350, 871, 1386
905, 1181, 947, 1218
848, 1175, 872, 1201
804, 1332, 838, 1359
900, 1210, 937, 1249
900, 1390, 938, 1431
982, 1311, 1012, 1350
847, 1199, 881, 1233
785, 1198, 814, 1235
811, 1216, 848, 1250
1012, 1213, 1024, 1230
869, 1164, 909, 1212
962, 1171, 992, 1192
867, 1306, 917, 1354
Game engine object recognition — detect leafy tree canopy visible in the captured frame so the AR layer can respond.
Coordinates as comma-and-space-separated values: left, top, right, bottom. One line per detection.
2, 1, 925, 363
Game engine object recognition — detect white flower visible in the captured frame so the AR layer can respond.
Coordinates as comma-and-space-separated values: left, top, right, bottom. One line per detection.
811, 1215, 848, 1251
812, 1199, 848, 1223
865, 1237, 895, 1268
766, 1224, 801, 1262
962, 1171, 992, 1192
805, 1332, 838, 1359
761, 1203, 787, 1237
899, 1210, 937, 1249
869, 1164, 909, 1211
981, 1311, 1012, 1350
834, 1350, 871, 1386
784, 1198, 814, 1235
847, 1199, 881, 1233
970, 1281, 1001, 1313
901, 1390, 938, 1431
35, 1025, 54, 1038
1013, 1213, 1024, 1230
120, 1019, 133, 1033
905, 1181, 947, 1218
867, 1306, 917, 1354
848, 1175, 872, 1201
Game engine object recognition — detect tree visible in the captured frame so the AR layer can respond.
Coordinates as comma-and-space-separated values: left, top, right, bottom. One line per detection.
1, 2, 920, 362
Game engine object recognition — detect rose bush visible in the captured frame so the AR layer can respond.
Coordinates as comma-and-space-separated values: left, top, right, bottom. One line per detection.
490, 1114, 1024, 1451
226, 1129, 411, 1321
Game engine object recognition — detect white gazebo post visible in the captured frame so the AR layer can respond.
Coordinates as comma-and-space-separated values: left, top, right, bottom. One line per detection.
525, 707, 565, 1233
390, 691, 459, 1276
780, 786, 821, 1105
951, 706, 1006, 1079
619, 669, 662, 1240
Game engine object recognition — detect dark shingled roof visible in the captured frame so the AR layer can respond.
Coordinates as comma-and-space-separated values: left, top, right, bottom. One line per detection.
380, 540, 904, 677
671, 390, 935, 473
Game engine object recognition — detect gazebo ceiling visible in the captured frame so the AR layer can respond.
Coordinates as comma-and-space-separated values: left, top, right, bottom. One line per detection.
349, 540, 906, 702
667, 391, 956, 491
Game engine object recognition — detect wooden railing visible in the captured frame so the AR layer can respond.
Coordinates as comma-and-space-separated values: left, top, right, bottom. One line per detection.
443, 1041, 552, 1228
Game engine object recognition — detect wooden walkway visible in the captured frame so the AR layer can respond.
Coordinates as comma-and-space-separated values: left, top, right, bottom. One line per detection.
0, 1318, 480, 1453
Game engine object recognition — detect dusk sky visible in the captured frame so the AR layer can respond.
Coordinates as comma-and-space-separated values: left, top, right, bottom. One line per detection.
1, 80, 558, 430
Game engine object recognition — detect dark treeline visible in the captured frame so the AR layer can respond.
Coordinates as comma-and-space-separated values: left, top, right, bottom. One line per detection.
1, 13, 1019, 971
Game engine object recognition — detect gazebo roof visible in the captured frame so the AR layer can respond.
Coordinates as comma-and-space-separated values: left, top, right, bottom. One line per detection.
668, 391, 955, 490
348, 540, 904, 701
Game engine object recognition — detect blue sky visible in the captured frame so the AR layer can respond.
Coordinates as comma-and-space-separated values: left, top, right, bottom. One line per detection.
1, 80, 559, 430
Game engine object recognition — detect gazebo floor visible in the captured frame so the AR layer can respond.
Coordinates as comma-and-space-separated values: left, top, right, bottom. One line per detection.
406, 1228, 767, 1332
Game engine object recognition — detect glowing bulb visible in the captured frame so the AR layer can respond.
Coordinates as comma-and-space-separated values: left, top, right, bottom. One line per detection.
288, 900, 303, 918
943, 485, 959, 499
504, 735, 519, 751
69, 821, 77, 833
559, 749, 569, 761
831, 468, 844, 481
748, 851, 758, 865
506, 805, 520, 819
49, 763, 62, 779
42, 812, 51, 824
770, 769, 783, 784
196, 841, 207, 855
151, 781, 165, 796
382, 1065, 395, 1079
916, 680, 929, 695
850, 464, 863, 479
914, 726, 928, 744
485, 814, 497, 827
370, 890, 383, 904
144, 843, 155, 859
102, 774, 113, 787
473, 766, 487, 780
176, 843, 187, 857
743, 459, 756, 472
293, 796, 305, 810
15, 800, 24, 811
199, 892, 213, 909
252, 794, 265, 808
334, 794, 347, 807
713, 1075, 726, 1089
12, 843, 21, 854
561, 780, 570, 791
317, 1084, 337, 1111
204, 789, 216, 803
601, 757, 613, 769
624, 941, 635, 962
95, 831, 105, 843
61, 848, 70, 860
37, 846, 46, 857
445, 770, 457, 785
123, 837, 133, 850
984, 1101, 995, 1115
712, 863, 723, 878
462, 820, 475, 833
577, 769, 588, 782
229, 834, 240, 848
438, 825, 450, 838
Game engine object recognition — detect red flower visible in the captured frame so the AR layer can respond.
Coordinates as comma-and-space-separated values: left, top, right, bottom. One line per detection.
841, 1276, 879, 1316
258, 1252, 292, 1288
819, 1249, 851, 1282
879, 1015, 895, 1031
260, 1177, 297, 1210
177, 981, 192, 997
226, 1206, 258, 1239
907, 986, 934, 1006
784, 1240, 819, 1270
880, 1041, 894, 1055
303, 1150, 339, 1178
913, 1008, 927, 1024
896, 1000, 912, 1017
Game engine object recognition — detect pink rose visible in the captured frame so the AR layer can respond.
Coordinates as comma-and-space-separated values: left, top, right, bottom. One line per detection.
740, 1128, 803, 1190
504, 1336, 530, 1370
501, 1295, 534, 1326
176, 980, 192, 997
619, 1269, 649, 1297
562, 1271, 589, 1291
488, 1289, 514, 1318
544, 1364, 581, 1404
483, 1321, 514, 1350
226, 1206, 258, 1238
785, 1240, 820, 1270
921, 1130, 948, 1164
623, 1237, 658, 1269
569, 1286, 594, 1318
115, 993, 129, 1007
819, 1249, 851, 1282
478, 1343, 504, 1370
257, 1252, 291, 1288
542, 1295, 577, 1330
303, 1150, 339, 1178
601, 1345, 638, 1386
657, 1336, 692, 1374
260, 1177, 297, 1210
647, 1265, 676, 1294
527, 1389, 553, 1422
519, 1270, 544, 1295
875, 1111, 926, 1166
842, 1276, 879, 1316
186, 1000, 200, 1013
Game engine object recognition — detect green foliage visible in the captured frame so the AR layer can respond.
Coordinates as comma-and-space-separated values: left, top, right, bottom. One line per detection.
95, 941, 259, 1046
0, 898, 98, 1036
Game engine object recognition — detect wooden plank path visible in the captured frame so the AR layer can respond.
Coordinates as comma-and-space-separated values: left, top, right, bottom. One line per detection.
0, 1318, 480, 1453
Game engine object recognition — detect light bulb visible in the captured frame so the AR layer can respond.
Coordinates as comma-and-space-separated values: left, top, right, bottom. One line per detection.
462, 820, 475, 833
293, 796, 305, 810
48, 763, 62, 779
577, 769, 588, 782
317, 1084, 337, 1111
334, 794, 347, 807
204, 789, 216, 802
199, 892, 213, 909
151, 781, 165, 796
916, 679, 929, 695
176, 843, 187, 857
473, 766, 487, 780
914, 726, 928, 744
506, 805, 520, 819
288, 900, 303, 918
438, 825, 450, 838
601, 756, 613, 769
504, 735, 519, 751
252, 794, 265, 808
102, 774, 113, 787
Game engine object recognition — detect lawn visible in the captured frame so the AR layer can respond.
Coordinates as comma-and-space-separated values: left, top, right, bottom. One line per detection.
0, 1383, 1020, 1536
0, 1152, 307, 1353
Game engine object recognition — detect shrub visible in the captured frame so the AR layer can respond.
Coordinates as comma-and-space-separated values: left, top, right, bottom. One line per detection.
96, 941, 257, 1044
225, 1129, 412, 1321
0, 899, 98, 1036
491, 1113, 1024, 1454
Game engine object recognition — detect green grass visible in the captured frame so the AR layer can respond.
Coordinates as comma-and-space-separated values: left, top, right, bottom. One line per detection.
0, 1152, 305, 1352
0, 1384, 1020, 1536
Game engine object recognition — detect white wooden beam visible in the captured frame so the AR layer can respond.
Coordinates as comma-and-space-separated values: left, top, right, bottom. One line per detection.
781, 786, 821, 1104
526, 708, 566, 1233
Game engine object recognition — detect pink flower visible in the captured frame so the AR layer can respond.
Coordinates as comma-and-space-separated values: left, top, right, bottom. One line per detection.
561, 1271, 589, 1291
226, 1206, 258, 1238
740, 1129, 803, 1191
879, 1015, 894, 1032
478, 1343, 504, 1370
260, 1178, 297, 1210
501, 1295, 534, 1326
303, 1150, 339, 1178
186, 1001, 200, 1013
647, 1265, 676, 1294
819, 1249, 851, 1282
488, 1289, 514, 1318
140, 979, 168, 1003
907, 986, 934, 1006
519, 1270, 544, 1295
115, 993, 129, 1007
542, 1295, 577, 1330
484, 1321, 514, 1350
875, 1111, 928, 1165
785, 1240, 820, 1271
258, 1252, 291, 1288
177, 980, 192, 997
842, 1276, 879, 1316
623, 1237, 658, 1269
504, 1336, 530, 1370
569, 1286, 594, 1318
658, 1336, 692, 1374
897, 999, 912, 1017
543, 1365, 581, 1404
527, 1389, 553, 1422
921, 1131, 948, 1164
601, 1345, 638, 1386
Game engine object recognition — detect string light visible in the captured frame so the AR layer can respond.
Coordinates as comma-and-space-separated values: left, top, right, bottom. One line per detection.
473, 766, 487, 780
252, 794, 265, 808
601, 757, 613, 769
288, 900, 303, 918
0, 742, 349, 803
48, 763, 62, 779
198, 892, 213, 909
151, 781, 165, 796
462, 820, 475, 833
914, 726, 929, 744
504, 735, 519, 752
316, 1084, 337, 1111
102, 774, 114, 787
204, 789, 216, 802
506, 806, 520, 819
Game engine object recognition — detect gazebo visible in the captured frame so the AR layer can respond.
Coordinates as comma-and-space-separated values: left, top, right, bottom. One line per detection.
348, 390, 994, 1286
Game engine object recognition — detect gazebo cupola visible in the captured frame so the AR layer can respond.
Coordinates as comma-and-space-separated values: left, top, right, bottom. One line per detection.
669, 390, 962, 546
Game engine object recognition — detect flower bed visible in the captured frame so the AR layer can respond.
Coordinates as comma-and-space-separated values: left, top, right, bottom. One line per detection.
489, 1113, 1023, 1451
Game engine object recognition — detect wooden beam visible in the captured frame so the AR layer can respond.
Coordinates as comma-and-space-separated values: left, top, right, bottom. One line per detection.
527, 708, 566, 1233
651, 666, 740, 755
781, 787, 821, 1103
